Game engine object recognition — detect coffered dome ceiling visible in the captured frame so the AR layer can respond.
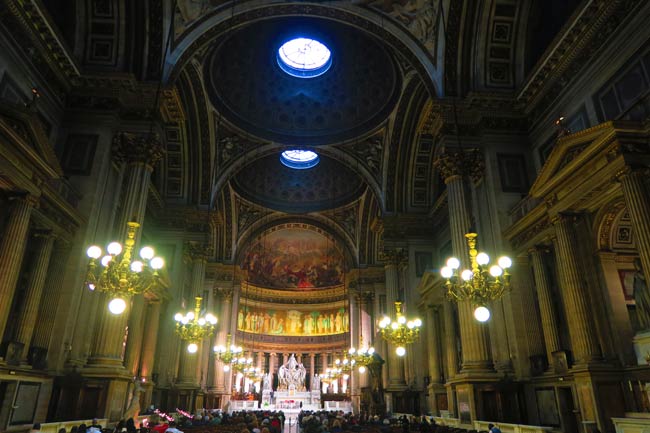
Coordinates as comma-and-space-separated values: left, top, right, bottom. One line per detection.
231, 154, 365, 213
204, 17, 401, 145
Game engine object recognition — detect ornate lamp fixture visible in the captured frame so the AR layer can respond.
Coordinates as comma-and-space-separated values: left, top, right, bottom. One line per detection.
348, 335, 375, 373
440, 232, 512, 322
232, 355, 254, 374
213, 333, 243, 372
174, 296, 218, 353
378, 301, 422, 356
86, 222, 164, 314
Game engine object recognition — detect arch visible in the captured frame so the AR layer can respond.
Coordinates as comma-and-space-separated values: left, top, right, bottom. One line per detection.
164, 3, 441, 97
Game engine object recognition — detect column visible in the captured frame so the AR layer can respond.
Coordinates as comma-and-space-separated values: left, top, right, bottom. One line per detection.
215, 288, 233, 393
31, 240, 71, 365
139, 301, 162, 380
435, 151, 493, 372
426, 306, 442, 383
0, 195, 37, 341
529, 247, 562, 365
12, 230, 56, 361
619, 168, 650, 292
358, 292, 373, 388
384, 249, 406, 387
553, 215, 600, 364
124, 297, 146, 375
178, 251, 207, 386
443, 302, 458, 378
309, 353, 316, 381
87, 132, 163, 369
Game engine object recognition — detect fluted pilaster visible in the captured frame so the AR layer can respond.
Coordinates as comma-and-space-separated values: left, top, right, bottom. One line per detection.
619, 169, 650, 291
529, 248, 562, 363
0, 195, 37, 341
553, 215, 600, 365
384, 252, 405, 387
14, 230, 56, 360
443, 302, 458, 379
427, 306, 442, 383
215, 288, 233, 392
139, 301, 162, 381
32, 241, 71, 356
124, 296, 146, 375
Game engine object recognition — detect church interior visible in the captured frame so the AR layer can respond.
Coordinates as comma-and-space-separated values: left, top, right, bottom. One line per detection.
1, 0, 650, 432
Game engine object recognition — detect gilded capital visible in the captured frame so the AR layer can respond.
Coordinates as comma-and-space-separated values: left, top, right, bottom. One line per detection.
433, 148, 484, 184
112, 131, 164, 167
382, 248, 408, 266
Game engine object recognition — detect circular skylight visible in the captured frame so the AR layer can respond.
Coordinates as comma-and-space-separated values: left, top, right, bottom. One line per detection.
280, 150, 320, 169
277, 38, 332, 78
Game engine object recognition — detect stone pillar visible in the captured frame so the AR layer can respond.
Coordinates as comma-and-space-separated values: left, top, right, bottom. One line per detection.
124, 297, 146, 376
553, 215, 601, 364
31, 240, 71, 365
443, 302, 458, 379
87, 132, 163, 370
435, 151, 493, 372
426, 305, 442, 383
139, 301, 162, 381
139, 300, 161, 408
178, 252, 207, 386
529, 247, 562, 365
310, 353, 316, 378
619, 168, 650, 293
384, 250, 406, 388
358, 292, 373, 388
270, 353, 278, 377
215, 288, 233, 393
0, 195, 37, 341
12, 230, 56, 361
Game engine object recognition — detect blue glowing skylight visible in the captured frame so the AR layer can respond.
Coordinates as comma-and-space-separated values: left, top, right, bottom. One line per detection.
277, 37, 332, 78
280, 149, 320, 169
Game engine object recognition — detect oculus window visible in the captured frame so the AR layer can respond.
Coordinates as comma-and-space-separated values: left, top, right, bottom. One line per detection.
277, 38, 332, 78
280, 150, 320, 169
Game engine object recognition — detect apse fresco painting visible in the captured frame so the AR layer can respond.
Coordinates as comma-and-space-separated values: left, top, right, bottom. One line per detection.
237, 306, 349, 336
241, 226, 345, 289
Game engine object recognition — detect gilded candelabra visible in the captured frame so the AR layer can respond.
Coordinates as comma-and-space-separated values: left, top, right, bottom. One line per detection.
348, 335, 375, 373
378, 302, 422, 356
213, 334, 243, 372
174, 296, 218, 353
440, 232, 512, 322
85, 222, 164, 314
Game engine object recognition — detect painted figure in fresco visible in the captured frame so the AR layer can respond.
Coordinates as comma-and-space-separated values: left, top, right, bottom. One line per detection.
634, 258, 650, 330
238, 310, 244, 330
303, 315, 312, 334
335, 311, 343, 332
245, 312, 251, 331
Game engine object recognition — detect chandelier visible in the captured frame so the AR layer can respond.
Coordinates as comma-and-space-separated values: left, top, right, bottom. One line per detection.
232, 355, 254, 374
348, 335, 375, 373
378, 301, 422, 356
174, 296, 218, 353
440, 232, 512, 322
86, 222, 165, 315
213, 334, 243, 372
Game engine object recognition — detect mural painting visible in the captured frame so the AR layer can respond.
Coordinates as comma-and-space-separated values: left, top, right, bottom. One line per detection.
237, 306, 349, 336
241, 226, 345, 289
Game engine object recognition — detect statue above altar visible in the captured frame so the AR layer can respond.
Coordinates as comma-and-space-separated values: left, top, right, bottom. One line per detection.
277, 354, 307, 391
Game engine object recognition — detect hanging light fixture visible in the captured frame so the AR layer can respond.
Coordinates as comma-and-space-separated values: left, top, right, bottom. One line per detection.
378, 301, 422, 356
214, 333, 243, 372
439, 232, 511, 322
85, 222, 165, 314
349, 335, 375, 373
174, 296, 218, 353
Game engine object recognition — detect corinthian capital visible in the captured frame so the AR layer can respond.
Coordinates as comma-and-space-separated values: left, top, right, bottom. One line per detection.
112, 132, 164, 166
433, 148, 484, 184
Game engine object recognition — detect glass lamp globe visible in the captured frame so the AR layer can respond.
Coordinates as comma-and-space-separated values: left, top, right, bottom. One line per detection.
150, 257, 164, 270
358, 366, 366, 373
187, 343, 198, 353
474, 306, 491, 322
131, 261, 144, 272
498, 256, 512, 269
108, 297, 127, 315
395, 346, 406, 357
107, 242, 122, 256
441, 266, 453, 279
87, 245, 102, 259
489, 265, 503, 277
140, 246, 155, 260
100, 255, 112, 267
476, 252, 490, 265
446, 257, 460, 269
461, 269, 473, 281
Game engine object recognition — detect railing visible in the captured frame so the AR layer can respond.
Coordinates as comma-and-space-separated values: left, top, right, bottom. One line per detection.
508, 195, 542, 225
230, 400, 259, 411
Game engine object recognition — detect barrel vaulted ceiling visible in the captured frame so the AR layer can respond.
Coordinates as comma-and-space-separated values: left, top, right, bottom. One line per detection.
7, 0, 640, 264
